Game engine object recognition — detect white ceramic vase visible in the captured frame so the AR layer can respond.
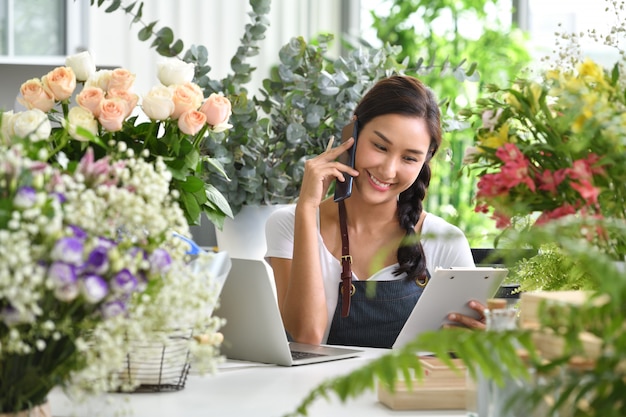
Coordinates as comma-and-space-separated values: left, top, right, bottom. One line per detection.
215, 204, 290, 260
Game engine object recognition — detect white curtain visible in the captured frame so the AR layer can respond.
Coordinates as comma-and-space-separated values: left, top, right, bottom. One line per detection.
88, 0, 342, 96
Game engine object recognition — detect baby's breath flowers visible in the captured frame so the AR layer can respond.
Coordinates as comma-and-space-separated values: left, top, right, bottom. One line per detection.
0, 144, 224, 413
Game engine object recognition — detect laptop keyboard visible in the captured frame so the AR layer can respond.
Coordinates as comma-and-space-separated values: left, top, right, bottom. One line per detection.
291, 350, 326, 360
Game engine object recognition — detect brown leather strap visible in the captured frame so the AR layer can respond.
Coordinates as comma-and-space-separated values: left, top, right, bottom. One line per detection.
338, 200, 353, 317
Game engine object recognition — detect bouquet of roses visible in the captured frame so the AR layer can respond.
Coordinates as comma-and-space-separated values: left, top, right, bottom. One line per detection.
0, 143, 224, 413
461, 58, 626, 259
1, 51, 232, 227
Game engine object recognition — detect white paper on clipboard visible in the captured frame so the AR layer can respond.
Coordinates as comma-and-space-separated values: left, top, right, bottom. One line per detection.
392, 267, 509, 349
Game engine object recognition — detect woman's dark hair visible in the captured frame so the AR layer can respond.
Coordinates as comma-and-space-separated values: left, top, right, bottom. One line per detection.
353, 75, 442, 282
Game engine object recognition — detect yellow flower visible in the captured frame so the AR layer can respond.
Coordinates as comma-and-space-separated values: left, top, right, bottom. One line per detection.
577, 58, 605, 85
478, 123, 511, 150
571, 91, 601, 133
527, 82, 544, 113
504, 91, 521, 111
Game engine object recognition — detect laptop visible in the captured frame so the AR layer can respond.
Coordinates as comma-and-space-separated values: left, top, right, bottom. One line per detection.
214, 258, 362, 366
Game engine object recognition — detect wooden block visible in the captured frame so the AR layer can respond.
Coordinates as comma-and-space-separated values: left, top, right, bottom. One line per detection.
519, 290, 605, 362
530, 329, 602, 361
378, 383, 466, 410
377, 357, 467, 410
520, 290, 592, 327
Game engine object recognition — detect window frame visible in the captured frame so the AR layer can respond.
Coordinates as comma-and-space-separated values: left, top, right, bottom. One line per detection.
0, 0, 89, 64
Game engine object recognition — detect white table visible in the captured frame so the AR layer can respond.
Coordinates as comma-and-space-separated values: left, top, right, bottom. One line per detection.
48, 348, 466, 417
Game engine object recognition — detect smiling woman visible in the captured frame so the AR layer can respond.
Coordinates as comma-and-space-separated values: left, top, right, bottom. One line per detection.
264, 75, 477, 349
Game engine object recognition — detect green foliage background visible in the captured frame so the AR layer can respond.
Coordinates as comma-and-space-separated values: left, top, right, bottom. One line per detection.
369, 0, 532, 247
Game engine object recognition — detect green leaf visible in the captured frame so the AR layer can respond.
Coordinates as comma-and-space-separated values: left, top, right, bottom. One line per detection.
203, 157, 230, 181
177, 176, 205, 193
104, 0, 121, 12
205, 184, 233, 218
123, 1, 137, 13
138, 22, 157, 41
180, 191, 201, 225
170, 39, 184, 56
133, 1, 143, 21
154, 27, 174, 45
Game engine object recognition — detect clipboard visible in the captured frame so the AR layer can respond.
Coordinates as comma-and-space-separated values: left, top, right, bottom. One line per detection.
392, 267, 509, 349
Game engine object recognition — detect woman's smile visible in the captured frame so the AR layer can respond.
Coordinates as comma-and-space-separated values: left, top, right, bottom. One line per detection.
367, 171, 393, 191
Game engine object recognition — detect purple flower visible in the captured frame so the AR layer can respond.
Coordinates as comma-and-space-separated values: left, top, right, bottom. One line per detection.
85, 246, 109, 275
51, 191, 67, 204
51, 236, 84, 265
149, 248, 172, 274
80, 273, 108, 304
128, 246, 148, 260
95, 236, 116, 249
112, 269, 138, 293
48, 261, 79, 302
101, 300, 127, 319
13, 186, 37, 209
68, 225, 87, 239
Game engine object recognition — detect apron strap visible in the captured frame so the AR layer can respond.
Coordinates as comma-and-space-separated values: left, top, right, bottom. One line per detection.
338, 200, 353, 317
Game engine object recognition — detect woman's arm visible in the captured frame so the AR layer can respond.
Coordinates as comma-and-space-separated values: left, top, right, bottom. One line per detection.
268, 138, 358, 344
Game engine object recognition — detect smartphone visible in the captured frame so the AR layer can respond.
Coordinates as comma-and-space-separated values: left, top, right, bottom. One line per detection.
333, 119, 359, 202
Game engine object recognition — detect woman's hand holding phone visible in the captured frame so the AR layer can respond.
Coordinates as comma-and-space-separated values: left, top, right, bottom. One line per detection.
298, 133, 358, 209
333, 120, 359, 202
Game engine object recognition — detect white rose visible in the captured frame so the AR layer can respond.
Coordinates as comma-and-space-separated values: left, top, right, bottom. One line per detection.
85, 69, 113, 92
66, 51, 96, 82
13, 109, 51, 142
65, 106, 98, 141
142, 85, 175, 120
157, 58, 195, 87
1, 111, 16, 144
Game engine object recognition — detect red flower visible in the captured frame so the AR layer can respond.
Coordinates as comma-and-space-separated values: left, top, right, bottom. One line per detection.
535, 204, 577, 225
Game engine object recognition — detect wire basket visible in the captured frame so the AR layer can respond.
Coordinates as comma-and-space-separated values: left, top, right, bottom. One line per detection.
116, 328, 193, 392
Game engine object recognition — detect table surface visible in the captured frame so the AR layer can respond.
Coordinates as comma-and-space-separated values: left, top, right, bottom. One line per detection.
48, 347, 467, 417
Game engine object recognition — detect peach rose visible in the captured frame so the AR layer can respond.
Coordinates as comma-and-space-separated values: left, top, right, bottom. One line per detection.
98, 98, 128, 132
109, 68, 136, 91
142, 85, 175, 120
171, 83, 204, 120
65, 106, 98, 141
200, 93, 232, 127
107, 88, 139, 118
13, 109, 51, 142
18, 79, 55, 112
85, 69, 113, 92
65, 51, 96, 82
178, 110, 207, 136
42, 66, 77, 101
77, 87, 105, 117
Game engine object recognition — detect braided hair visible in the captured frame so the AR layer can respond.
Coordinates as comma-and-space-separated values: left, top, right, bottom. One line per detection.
353, 75, 442, 282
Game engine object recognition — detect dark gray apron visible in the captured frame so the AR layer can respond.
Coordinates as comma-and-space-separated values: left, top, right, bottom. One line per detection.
326, 278, 426, 348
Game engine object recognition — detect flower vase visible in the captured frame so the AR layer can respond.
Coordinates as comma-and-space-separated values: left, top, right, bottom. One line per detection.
215, 204, 290, 260
0, 401, 52, 417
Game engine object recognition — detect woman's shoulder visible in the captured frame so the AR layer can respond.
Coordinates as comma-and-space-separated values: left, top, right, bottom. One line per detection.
266, 204, 296, 222
422, 212, 465, 236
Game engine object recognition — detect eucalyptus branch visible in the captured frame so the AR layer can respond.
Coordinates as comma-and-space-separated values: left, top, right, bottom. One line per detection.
89, 0, 184, 57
